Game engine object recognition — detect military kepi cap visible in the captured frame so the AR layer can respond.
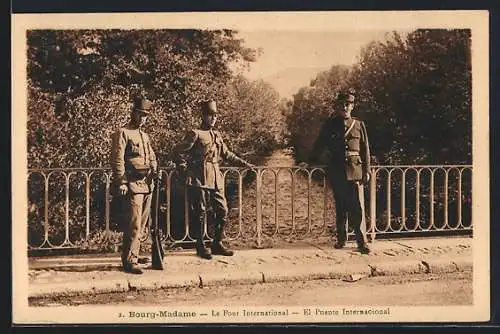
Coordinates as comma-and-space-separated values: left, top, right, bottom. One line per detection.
337, 90, 355, 103
133, 97, 153, 114
201, 100, 217, 116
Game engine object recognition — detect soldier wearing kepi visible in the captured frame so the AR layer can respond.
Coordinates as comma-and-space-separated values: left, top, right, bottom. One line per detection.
174, 100, 255, 260
302, 90, 371, 254
110, 97, 163, 274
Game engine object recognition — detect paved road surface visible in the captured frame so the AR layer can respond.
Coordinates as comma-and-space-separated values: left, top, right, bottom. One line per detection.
30, 271, 472, 307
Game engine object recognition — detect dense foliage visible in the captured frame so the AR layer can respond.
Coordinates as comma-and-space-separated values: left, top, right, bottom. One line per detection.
287, 29, 472, 165
27, 29, 284, 168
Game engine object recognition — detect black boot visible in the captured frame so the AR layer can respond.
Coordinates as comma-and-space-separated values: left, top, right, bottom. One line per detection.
196, 242, 212, 260
334, 240, 346, 249
123, 262, 143, 274
358, 243, 371, 254
151, 262, 164, 270
211, 241, 234, 256
211, 217, 234, 256
194, 211, 212, 259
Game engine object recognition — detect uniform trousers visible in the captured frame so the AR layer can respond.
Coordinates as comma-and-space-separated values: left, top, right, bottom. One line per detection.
121, 192, 152, 265
329, 173, 368, 247
189, 186, 229, 246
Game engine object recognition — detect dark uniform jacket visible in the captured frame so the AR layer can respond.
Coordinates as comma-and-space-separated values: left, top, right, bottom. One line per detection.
310, 116, 370, 182
111, 125, 158, 194
174, 129, 251, 191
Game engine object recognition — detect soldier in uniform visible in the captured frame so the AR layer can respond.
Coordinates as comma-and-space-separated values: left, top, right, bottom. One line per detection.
301, 90, 371, 254
174, 100, 255, 260
110, 97, 163, 274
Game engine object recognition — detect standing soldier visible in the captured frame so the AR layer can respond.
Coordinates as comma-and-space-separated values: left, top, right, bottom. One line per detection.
174, 100, 255, 260
111, 97, 164, 274
301, 90, 371, 254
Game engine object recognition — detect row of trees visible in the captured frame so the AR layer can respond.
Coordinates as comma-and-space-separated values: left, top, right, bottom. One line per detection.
29, 28, 472, 169
286, 29, 472, 166
27, 29, 286, 169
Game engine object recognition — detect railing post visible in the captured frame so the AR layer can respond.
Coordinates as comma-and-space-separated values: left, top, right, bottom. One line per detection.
430, 170, 435, 229
444, 169, 449, 228
274, 170, 279, 234
64, 172, 70, 244
416, 170, 421, 230
307, 170, 312, 234
291, 169, 296, 234
165, 170, 172, 240
256, 169, 263, 248
43, 174, 49, 245
458, 169, 463, 227
85, 173, 91, 239
386, 171, 391, 231
105, 173, 111, 239
238, 172, 243, 237
357, 182, 366, 243
401, 169, 406, 231
184, 182, 190, 241
369, 168, 377, 243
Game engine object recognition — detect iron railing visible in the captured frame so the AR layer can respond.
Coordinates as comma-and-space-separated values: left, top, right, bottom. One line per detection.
27, 165, 473, 251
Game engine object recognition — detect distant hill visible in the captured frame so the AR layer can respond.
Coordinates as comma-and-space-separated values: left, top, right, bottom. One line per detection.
263, 67, 328, 99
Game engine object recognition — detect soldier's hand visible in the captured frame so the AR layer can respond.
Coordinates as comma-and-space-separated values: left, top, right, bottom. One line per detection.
175, 162, 187, 178
151, 170, 160, 181
176, 162, 187, 171
298, 162, 309, 168
246, 162, 256, 169
119, 184, 128, 196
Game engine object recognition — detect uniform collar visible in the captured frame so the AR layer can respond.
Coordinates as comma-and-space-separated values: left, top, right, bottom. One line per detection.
331, 115, 347, 124
127, 122, 141, 130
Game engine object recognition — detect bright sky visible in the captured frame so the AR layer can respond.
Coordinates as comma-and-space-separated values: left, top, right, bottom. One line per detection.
235, 30, 405, 80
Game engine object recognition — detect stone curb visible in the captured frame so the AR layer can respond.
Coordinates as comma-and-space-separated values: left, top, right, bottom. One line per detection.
368, 257, 473, 277
29, 256, 472, 299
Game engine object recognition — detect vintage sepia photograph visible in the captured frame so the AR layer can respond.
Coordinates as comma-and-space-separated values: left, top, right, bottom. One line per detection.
12, 11, 489, 324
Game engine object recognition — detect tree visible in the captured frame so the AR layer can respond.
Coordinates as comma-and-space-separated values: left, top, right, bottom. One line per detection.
222, 75, 285, 161
285, 65, 351, 164
27, 29, 259, 168
347, 29, 472, 165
